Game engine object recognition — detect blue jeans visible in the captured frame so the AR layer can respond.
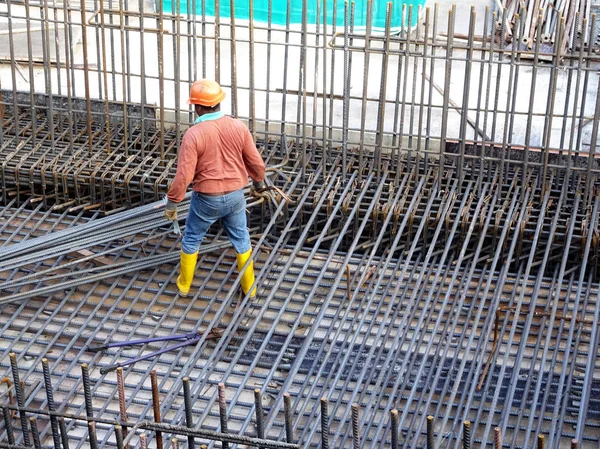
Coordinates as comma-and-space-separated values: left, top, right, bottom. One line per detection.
181, 189, 251, 255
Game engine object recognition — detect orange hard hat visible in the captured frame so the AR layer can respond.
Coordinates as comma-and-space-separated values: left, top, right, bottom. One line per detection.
187, 79, 226, 107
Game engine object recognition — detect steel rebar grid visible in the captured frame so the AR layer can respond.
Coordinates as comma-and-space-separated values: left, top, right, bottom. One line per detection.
1, 153, 599, 448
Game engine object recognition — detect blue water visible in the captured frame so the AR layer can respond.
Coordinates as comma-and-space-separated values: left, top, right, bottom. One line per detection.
162, 0, 426, 29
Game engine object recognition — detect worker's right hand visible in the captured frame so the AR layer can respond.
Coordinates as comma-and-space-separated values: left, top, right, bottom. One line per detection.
164, 200, 178, 221
252, 180, 267, 195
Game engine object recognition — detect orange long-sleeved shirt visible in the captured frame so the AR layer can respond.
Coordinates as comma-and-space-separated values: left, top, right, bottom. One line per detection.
167, 115, 266, 203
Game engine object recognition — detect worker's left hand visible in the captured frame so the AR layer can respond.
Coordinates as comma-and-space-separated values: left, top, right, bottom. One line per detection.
164, 200, 178, 221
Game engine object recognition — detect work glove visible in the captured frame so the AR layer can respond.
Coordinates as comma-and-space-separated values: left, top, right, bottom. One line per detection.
164, 200, 178, 221
252, 180, 268, 195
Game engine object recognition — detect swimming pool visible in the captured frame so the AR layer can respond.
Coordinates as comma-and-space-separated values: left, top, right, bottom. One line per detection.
162, 0, 427, 30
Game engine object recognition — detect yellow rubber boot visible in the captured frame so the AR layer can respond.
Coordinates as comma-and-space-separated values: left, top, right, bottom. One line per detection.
176, 251, 198, 297
236, 249, 256, 298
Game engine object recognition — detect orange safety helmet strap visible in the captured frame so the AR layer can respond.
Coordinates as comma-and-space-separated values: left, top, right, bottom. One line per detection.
187, 79, 226, 107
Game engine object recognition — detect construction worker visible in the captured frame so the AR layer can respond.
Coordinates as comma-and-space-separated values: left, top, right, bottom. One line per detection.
164, 79, 266, 298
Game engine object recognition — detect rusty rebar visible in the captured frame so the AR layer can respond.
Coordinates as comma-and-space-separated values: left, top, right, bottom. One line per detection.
150, 370, 163, 449
218, 382, 229, 449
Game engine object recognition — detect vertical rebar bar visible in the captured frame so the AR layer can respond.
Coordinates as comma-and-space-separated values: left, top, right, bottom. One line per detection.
327, 0, 338, 146
541, 15, 563, 194
2, 406, 15, 445
523, 11, 544, 181
279, 0, 291, 137
199, 0, 205, 80
485, 7, 499, 184
341, 0, 349, 181
537, 434, 544, 449
80, 0, 94, 156
254, 389, 265, 447
375, 2, 392, 182
108, 0, 116, 101
463, 420, 471, 449
81, 363, 94, 418
30, 417, 41, 449
299, 0, 308, 178
9, 353, 30, 446
183, 377, 195, 449
320, 397, 329, 449
571, 439, 578, 449
416, 6, 431, 177
150, 370, 163, 449
482, 7, 497, 187
116, 367, 128, 443
265, 0, 272, 131
59, 417, 70, 449
457, 7, 476, 183
140, 433, 148, 449
311, 0, 321, 145
42, 0, 56, 160
407, 5, 418, 157
88, 420, 99, 449
138, 0, 147, 157
494, 427, 502, 449
23, 0, 37, 155
321, 0, 328, 178
214, 0, 220, 81
392, 3, 406, 155
283, 392, 294, 443
358, 0, 373, 172
229, 0, 238, 117
118, 0, 128, 156
158, 0, 165, 159
115, 425, 124, 449
424, 3, 439, 178
5, 0, 19, 152
174, 0, 181, 149
99, 0, 111, 154
351, 403, 360, 449
439, 5, 455, 184
189, 0, 195, 126
62, 0, 74, 155
249, 0, 256, 138
390, 409, 399, 449
427, 415, 434, 449
42, 358, 61, 449
218, 382, 229, 449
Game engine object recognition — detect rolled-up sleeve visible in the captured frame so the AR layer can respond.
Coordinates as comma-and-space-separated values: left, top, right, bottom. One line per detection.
241, 129, 265, 182
167, 132, 199, 203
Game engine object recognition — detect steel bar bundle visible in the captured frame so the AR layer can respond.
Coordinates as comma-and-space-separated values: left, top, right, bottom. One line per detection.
496, 0, 599, 52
